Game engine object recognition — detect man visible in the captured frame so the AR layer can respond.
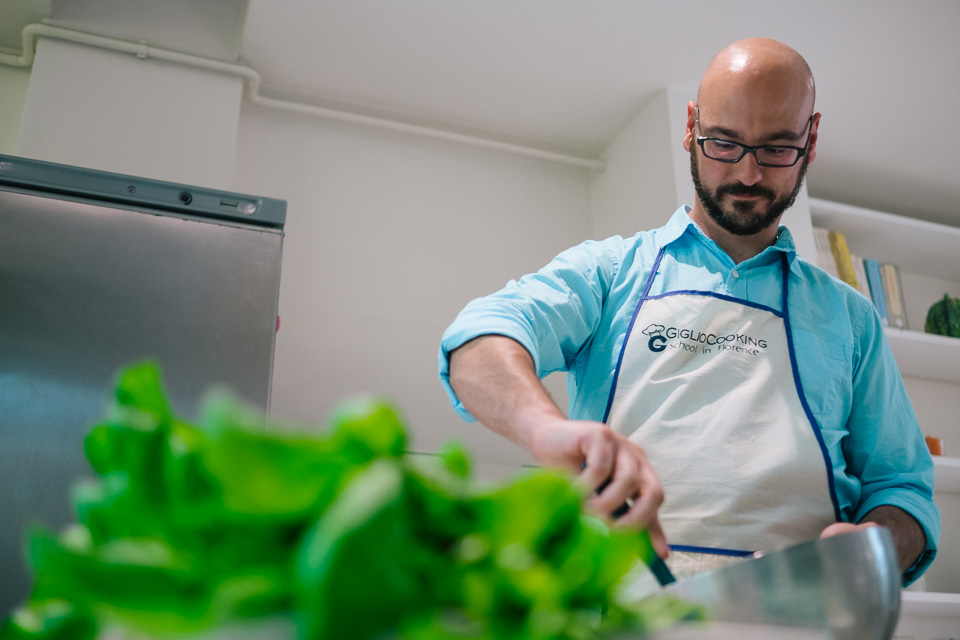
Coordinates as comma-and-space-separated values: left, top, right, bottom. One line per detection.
437, 38, 939, 585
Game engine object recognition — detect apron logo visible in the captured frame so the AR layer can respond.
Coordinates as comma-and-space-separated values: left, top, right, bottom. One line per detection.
642, 323, 768, 356
643, 324, 668, 352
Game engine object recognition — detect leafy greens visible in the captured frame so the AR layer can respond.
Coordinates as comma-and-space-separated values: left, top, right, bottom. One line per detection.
1, 361, 699, 640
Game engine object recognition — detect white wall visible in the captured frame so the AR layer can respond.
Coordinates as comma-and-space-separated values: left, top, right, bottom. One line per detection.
232, 102, 592, 477
590, 89, 683, 239
17, 38, 242, 188
0, 53, 822, 480
0, 41, 915, 485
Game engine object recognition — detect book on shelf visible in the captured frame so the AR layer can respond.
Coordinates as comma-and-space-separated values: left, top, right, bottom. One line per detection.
812, 226, 906, 327
863, 258, 889, 326
812, 227, 869, 297
850, 253, 869, 299
812, 226, 840, 279
879, 262, 909, 330
828, 230, 865, 294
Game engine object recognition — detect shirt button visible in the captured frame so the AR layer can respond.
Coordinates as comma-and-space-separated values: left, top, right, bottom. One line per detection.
732, 269, 740, 279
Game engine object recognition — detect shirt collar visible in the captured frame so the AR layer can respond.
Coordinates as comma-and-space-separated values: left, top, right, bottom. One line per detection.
660, 205, 800, 271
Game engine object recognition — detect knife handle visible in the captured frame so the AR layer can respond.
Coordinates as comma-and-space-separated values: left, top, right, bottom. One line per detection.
584, 463, 677, 586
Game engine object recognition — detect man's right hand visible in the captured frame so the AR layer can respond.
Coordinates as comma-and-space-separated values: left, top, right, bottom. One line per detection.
448, 335, 668, 558
529, 417, 668, 558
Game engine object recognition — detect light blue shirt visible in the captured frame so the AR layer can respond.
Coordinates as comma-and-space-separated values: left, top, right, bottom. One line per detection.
439, 206, 940, 583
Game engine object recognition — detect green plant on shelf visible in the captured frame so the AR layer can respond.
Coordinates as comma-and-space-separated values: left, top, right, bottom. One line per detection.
925, 293, 960, 338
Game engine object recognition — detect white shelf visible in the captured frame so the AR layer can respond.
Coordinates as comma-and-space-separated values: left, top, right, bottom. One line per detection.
809, 198, 960, 385
885, 328, 960, 384
810, 199, 960, 640
934, 456, 960, 494
896, 591, 960, 640
902, 590, 960, 614
900, 590, 960, 621
809, 198, 960, 283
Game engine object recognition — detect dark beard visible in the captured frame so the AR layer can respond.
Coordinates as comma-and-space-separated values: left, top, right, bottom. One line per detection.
690, 150, 808, 236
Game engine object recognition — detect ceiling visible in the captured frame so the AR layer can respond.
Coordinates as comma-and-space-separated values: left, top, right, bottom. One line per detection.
2, 0, 959, 227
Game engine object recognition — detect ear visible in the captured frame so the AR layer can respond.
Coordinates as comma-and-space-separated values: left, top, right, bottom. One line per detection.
682, 101, 697, 152
806, 112, 821, 164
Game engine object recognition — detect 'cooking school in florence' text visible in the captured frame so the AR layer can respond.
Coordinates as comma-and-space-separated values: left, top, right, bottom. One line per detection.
642, 324, 768, 357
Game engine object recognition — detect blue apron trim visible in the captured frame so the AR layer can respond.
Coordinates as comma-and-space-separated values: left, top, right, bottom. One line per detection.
601, 248, 842, 538
779, 253, 843, 522
669, 544, 755, 558
601, 247, 666, 422
602, 248, 782, 422
645, 290, 783, 317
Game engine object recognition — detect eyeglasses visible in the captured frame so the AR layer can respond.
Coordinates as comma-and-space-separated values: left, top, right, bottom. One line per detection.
694, 106, 814, 167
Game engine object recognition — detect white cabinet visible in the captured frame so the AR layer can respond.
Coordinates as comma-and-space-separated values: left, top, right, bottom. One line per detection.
808, 198, 960, 639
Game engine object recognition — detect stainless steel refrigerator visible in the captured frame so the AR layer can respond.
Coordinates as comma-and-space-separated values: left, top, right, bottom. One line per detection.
0, 154, 286, 614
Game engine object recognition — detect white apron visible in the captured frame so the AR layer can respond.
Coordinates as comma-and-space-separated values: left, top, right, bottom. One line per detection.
604, 250, 840, 593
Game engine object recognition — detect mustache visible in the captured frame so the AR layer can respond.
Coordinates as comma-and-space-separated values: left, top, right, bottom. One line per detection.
715, 183, 777, 199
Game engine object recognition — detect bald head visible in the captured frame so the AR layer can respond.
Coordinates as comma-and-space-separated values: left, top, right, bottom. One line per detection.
698, 38, 816, 128
682, 39, 820, 256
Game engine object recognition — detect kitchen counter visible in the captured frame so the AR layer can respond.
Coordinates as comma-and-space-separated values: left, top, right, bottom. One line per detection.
651, 621, 830, 639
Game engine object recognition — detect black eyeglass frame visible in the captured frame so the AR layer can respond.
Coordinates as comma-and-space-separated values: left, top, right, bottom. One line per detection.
694, 106, 815, 168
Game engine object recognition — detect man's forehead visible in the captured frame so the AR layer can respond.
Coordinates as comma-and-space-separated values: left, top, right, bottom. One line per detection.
698, 103, 812, 143
699, 75, 813, 115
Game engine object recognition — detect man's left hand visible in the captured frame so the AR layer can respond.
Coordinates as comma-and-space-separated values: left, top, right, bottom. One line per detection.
820, 506, 926, 573
820, 521, 878, 538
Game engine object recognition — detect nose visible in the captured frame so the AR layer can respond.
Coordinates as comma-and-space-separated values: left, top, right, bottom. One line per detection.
733, 151, 764, 186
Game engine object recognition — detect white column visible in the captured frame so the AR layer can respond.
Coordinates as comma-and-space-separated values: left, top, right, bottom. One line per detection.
0, 65, 31, 155
17, 37, 243, 189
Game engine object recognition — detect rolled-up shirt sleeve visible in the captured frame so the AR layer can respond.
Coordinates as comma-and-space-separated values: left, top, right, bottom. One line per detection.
438, 238, 620, 422
844, 303, 940, 583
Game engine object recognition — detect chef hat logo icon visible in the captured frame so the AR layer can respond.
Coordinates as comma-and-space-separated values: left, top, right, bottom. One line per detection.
642, 324, 665, 337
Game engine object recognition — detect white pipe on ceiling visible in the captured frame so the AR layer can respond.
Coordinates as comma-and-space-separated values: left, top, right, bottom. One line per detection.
0, 23, 607, 171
